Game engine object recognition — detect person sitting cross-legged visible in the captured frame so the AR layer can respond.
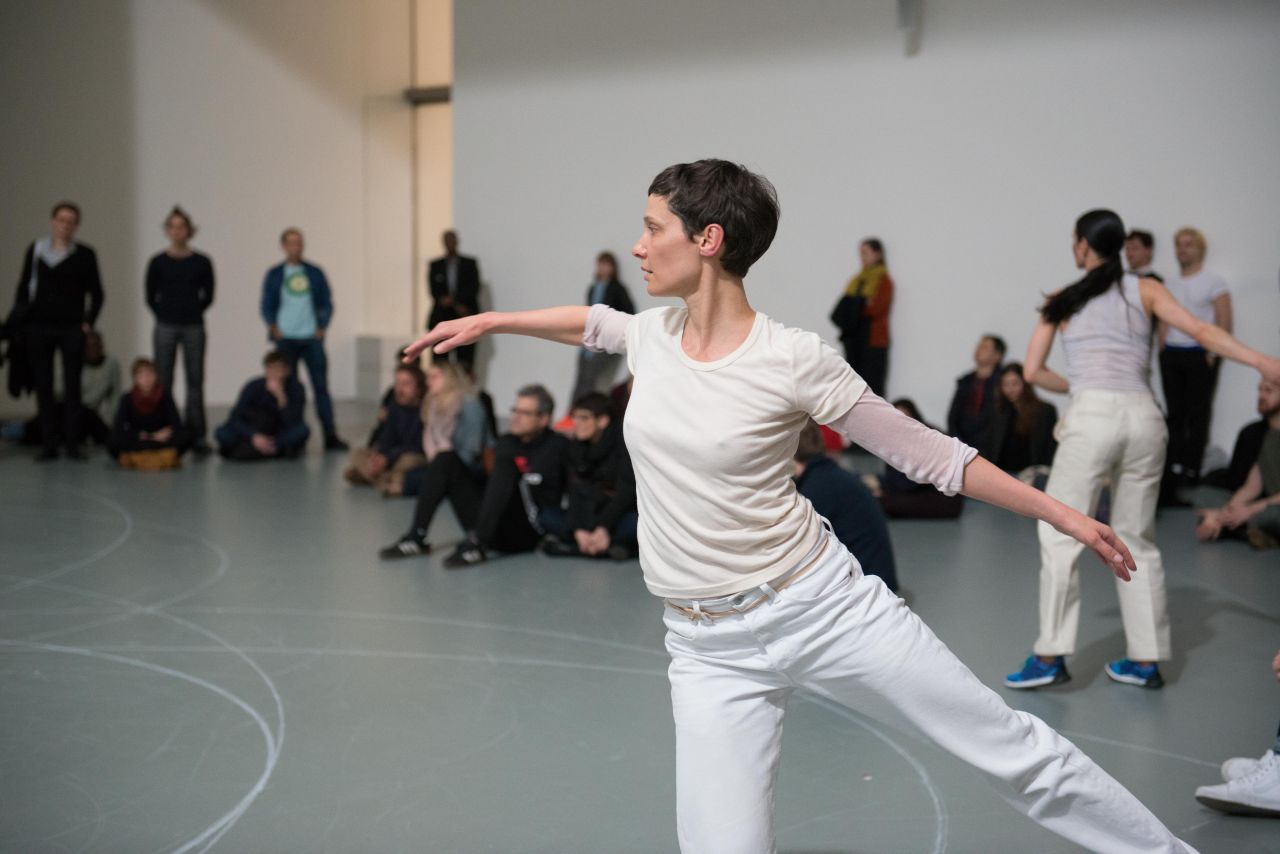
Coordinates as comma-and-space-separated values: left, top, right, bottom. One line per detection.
107, 357, 193, 468
442, 383, 570, 568
214, 350, 309, 460
1195, 387, 1280, 550
345, 363, 426, 493
543, 392, 638, 561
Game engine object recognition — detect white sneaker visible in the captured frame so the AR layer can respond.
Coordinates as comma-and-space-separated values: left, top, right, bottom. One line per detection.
1196, 750, 1280, 817
1221, 751, 1272, 782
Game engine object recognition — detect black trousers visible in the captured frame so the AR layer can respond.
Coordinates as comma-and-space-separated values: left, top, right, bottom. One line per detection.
26, 324, 85, 452
1160, 348, 1219, 478
474, 448, 564, 553
153, 323, 207, 440
410, 451, 485, 534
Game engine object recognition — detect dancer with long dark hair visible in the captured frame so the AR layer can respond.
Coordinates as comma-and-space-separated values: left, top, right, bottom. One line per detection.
406, 162, 1201, 852
1007, 209, 1280, 691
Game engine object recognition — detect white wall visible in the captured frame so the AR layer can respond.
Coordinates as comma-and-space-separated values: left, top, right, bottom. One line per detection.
1, 0, 421, 411
453, 0, 1280, 452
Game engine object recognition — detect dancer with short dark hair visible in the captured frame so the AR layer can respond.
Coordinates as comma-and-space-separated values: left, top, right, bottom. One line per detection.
405, 160, 1208, 853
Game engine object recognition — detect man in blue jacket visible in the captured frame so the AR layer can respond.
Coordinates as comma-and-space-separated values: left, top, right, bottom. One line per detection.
260, 228, 348, 450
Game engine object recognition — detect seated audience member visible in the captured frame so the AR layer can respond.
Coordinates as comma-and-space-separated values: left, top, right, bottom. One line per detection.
379, 364, 493, 557
214, 350, 309, 460
346, 364, 426, 491
5, 330, 119, 447
443, 384, 570, 568
609, 375, 634, 423
793, 419, 899, 592
1193, 649, 1280, 817
367, 345, 418, 446
873, 399, 964, 519
946, 334, 1005, 447
984, 363, 1058, 479
543, 392, 638, 561
107, 357, 192, 468
1203, 378, 1279, 492
1196, 386, 1280, 550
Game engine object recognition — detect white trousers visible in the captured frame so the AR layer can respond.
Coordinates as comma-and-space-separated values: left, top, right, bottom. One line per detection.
663, 528, 1194, 854
1034, 389, 1171, 661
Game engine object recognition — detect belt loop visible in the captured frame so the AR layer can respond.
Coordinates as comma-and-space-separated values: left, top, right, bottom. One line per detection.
692, 600, 709, 623
759, 583, 778, 602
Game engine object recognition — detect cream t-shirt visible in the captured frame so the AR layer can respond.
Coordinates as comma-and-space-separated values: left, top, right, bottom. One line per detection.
620, 306, 867, 598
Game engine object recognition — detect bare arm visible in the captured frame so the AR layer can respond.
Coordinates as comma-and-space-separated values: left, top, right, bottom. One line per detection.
403, 305, 590, 361
1142, 279, 1280, 382
1024, 317, 1070, 393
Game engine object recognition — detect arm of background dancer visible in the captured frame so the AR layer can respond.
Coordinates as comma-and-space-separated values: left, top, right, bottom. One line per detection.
959, 455, 1136, 581
402, 305, 591, 361
1144, 279, 1280, 382
1023, 319, 1069, 393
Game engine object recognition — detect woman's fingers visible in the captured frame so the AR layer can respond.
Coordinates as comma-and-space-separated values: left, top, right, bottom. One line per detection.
1095, 525, 1136, 581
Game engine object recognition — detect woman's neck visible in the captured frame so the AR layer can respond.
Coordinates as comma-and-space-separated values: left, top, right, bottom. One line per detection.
681, 269, 756, 361
167, 244, 192, 258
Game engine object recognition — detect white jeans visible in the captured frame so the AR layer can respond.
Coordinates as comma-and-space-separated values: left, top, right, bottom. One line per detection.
663, 528, 1193, 854
1035, 389, 1170, 661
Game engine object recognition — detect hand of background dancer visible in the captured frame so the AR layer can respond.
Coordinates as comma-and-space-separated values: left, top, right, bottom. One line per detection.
402, 305, 591, 362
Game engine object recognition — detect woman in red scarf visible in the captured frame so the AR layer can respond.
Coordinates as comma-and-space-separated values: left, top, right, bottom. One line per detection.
107, 357, 192, 466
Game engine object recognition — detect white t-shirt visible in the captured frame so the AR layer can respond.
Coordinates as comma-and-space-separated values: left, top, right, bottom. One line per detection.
1165, 269, 1228, 348
620, 307, 866, 598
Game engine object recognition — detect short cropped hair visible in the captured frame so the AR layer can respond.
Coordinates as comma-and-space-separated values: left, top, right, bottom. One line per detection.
647, 159, 779, 278
51, 201, 81, 222
982, 334, 1007, 357
516, 383, 554, 417
263, 350, 289, 368
571, 392, 612, 418
793, 419, 826, 463
280, 227, 303, 244
166, 205, 196, 237
1126, 229, 1154, 249
131, 357, 156, 375
1174, 227, 1206, 256
396, 363, 426, 395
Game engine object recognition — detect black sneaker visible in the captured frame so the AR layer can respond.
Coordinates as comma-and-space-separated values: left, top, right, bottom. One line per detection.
324, 434, 350, 452
444, 539, 488, 569
192, 440, 214, 457
541, 538, 579, 557
379, 534, 431, 560
607, 543, 637, 561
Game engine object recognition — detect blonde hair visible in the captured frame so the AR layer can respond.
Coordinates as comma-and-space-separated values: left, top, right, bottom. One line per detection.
1174, 227, 1206, 257
422, 362, 473, 421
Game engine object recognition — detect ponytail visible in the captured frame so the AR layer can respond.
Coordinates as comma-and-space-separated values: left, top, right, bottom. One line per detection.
1039, 209, 1126, 325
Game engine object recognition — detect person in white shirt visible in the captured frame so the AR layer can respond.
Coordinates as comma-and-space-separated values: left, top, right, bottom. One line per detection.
1160, 227, 1232, 492
403, 160, 1205, 854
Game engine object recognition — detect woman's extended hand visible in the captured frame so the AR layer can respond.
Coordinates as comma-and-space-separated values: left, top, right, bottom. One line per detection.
403, 314, 491, 362
1052, 509, 1137, 581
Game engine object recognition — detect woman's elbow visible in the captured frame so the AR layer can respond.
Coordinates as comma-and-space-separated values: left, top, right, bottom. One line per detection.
1022, 365, 1039, 384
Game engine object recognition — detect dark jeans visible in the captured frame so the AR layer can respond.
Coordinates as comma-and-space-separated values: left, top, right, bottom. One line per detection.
21, 406, 108, 446
26, 324, 84, 452
410, 451, 486, 534
475, 453, 564, 553
214, 420, 310, 460
1160, 347, 1219, 478
153, 322, 207, 440
275, 337, 336, 436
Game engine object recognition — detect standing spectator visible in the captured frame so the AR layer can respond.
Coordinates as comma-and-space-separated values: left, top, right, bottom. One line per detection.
260, 227, 347, 450
4, 330, 118, 447
147, 206, 215, 455
107, 357, 192, 467
984, 363, 1058, 477
8, 202, 104, 460
426, 230, 480, 370
1160, 226, 1231, 491
214, 350, 310, 460
1123, 229, 1163, 283
570, 252, 635, 403
830, 238, 892, 396
544, 392, 638, 560
946, 334, 1006, 448
378, 363, 493, 557
344, 364, 426, 492
793, 419, 899, 592
443, 384, 570, 568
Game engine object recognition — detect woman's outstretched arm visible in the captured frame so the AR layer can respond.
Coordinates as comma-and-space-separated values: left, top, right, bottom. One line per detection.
403, 305, 591, 361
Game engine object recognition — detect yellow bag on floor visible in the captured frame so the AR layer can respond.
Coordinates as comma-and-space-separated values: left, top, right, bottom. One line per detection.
117, 448, 181, 470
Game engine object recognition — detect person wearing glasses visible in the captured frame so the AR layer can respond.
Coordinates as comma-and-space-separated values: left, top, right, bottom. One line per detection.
442, 383, 570, 568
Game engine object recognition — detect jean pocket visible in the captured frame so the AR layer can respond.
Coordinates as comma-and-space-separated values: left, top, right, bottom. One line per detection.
778, 550, 856, 606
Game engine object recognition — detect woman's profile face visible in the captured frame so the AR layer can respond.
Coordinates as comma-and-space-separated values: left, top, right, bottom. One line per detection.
859, 243, 881, 269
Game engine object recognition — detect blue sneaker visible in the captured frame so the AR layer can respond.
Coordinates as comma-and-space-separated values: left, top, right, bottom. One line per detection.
1004, 655, 1071, 689
1105, 659, 1164, 689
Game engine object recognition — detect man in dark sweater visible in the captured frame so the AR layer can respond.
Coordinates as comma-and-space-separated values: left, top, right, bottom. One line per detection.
1203, 378, 1279, 492
544, 392, 638, 560
426, 230, 481, 370
9, 201, 104, 459
214, 351, 310, 460
946, 333, 1005, 448
444, 384, 570, 568
793, 420, 899, 592
146, 206, 215, 454
344, 364, 426, 490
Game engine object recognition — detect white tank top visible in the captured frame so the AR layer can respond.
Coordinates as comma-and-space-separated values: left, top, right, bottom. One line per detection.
1060, 274, 1152, 394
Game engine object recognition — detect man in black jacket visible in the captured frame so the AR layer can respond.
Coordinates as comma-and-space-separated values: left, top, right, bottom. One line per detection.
426, 230, 481, 369
544, 392, 638, 560
9, 202, 104, 459
444, 384, 569, 567
946, 333, 1005, 448
214, 351, 310, 460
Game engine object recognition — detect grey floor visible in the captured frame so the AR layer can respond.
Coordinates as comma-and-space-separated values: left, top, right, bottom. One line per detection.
2, 405, 1277, 853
